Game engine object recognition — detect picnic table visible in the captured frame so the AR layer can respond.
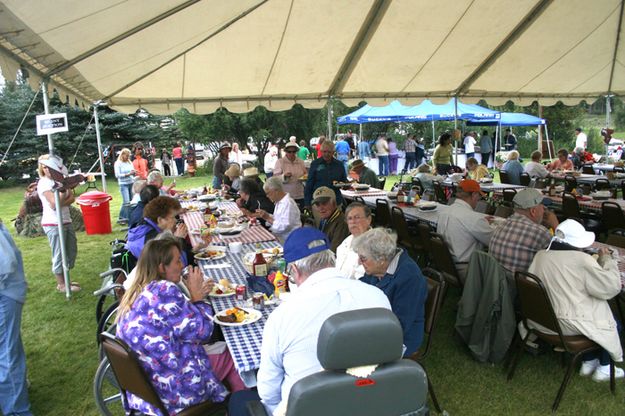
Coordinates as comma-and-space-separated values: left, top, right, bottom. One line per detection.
198, 240, 281, 388
184, 200, 282, 388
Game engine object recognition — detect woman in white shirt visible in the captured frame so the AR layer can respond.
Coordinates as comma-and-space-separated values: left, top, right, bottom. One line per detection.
114, 148, 135, 224
257, 177, 302, 243
36, 155, 80, 293
229, 142, 244, 167
524, 150, 550, 179
336, 202, 372, 279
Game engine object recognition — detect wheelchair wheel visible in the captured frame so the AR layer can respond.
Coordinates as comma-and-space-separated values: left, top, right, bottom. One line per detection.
95, 294, 115, 324
96, 301, 119, 350
93, 357, 124, 416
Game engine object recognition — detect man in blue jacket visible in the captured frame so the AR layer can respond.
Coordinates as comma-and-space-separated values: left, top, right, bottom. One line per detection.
304, 140, 347, 208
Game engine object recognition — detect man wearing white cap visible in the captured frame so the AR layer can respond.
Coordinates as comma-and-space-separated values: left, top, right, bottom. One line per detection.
489, 188, 559, 275
528, 219, 623, 382
227, 228, 390, 416
272, 142, 307, 207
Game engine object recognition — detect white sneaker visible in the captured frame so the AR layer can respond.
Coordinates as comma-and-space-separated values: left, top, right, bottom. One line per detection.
579, 359, 599, 376
591, 365, 625, 382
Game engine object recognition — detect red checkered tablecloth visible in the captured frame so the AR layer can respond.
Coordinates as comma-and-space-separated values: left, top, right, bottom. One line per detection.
182, 210, 276, 246
547, 195, 625, 213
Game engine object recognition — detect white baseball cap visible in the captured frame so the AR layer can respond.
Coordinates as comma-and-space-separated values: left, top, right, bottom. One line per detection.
554, 219, 595, 248
39, 155, 68, 176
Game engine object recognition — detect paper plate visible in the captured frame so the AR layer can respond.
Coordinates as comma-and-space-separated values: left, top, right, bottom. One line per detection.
214, 308, 262, 327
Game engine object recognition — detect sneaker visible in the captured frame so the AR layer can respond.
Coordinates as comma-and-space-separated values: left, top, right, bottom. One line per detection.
591, 365, 625, 382
579, 359, 599, 376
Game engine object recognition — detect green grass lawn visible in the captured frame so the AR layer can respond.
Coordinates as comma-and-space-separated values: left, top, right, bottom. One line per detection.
1, 174, 624, 415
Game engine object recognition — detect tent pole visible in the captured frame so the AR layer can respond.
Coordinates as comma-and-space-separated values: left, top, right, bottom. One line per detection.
545, 125, 552, 159
453, 97, 458, 165
431, 120, 435, 149
538, 105, 543, 152
327, 98, 333, 140
92, 103, 107, 193
359, 123, 363, 147
42, 80, 72, 300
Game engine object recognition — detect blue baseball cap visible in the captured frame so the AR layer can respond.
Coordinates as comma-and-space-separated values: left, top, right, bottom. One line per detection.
283, 227, 330, 263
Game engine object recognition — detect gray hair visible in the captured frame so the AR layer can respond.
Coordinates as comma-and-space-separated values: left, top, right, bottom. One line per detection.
264, 176, 284, 192
345, 202, 371, 218
147, 170, 163, 184
292, 249, 336, 277
351, 228, 398, 262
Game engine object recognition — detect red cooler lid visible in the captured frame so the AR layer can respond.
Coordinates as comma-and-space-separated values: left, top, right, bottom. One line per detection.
77, 191, 112, 205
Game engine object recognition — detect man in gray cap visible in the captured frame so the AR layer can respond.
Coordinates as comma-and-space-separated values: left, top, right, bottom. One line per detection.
312, 186, 349, 252
489, 188, 559, 274
212, 142, 231, 188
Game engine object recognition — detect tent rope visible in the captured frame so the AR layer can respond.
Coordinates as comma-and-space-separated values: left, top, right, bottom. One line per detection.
0, 89, 40, 165
68, 114, 95, 168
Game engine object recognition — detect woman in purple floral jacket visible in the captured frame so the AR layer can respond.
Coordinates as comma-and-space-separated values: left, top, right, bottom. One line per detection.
116, 236, 244, 415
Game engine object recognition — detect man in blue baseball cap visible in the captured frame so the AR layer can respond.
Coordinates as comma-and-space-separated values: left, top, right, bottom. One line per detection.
228, 227, 391, 416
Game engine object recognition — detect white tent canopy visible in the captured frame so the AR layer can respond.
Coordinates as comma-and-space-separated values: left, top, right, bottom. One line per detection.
0, 0, 624, 114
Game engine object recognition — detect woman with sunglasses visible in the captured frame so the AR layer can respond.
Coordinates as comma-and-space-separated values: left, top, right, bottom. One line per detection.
272, 142, 307, 208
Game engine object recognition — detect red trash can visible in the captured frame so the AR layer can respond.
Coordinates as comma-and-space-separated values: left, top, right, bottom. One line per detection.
76, 191, 113, 235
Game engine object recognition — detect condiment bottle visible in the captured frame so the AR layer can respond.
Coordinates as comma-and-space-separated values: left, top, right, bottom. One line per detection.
252, 244, 268, 278
273, 271, 288, 297
548, 183, 555, 196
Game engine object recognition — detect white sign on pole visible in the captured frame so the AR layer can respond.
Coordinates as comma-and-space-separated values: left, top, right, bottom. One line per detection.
36, 113, 68, 135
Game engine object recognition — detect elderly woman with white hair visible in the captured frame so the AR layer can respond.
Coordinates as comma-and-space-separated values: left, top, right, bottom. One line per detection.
147, 169, 176, 196
352, 228, 428, 356
501, 150, 524, 185
257, 177, 302, 242
336, 202, 372, 279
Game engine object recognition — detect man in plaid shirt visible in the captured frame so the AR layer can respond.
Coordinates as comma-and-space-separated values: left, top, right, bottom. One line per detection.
489, 189, 559, 274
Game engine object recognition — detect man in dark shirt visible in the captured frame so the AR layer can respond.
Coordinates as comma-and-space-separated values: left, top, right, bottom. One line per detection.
304, 141, 347, 208
312, 187, 349, 253
504, 129, 517, 151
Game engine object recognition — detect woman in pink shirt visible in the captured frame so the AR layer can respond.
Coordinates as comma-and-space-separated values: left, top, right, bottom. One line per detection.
132, 145, 148, 180
172, 143, 184, 175
547, 148, 574, 171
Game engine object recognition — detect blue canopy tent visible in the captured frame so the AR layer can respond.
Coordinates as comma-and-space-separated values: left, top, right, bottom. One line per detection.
466, 112, 551, 158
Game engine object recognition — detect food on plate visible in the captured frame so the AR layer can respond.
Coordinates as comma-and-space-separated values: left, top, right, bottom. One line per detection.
219, 278, 232, 289
216, 307, 247, 323
194, 250, 223, 260
261, 247, 283, 256
217, 218, 235, 229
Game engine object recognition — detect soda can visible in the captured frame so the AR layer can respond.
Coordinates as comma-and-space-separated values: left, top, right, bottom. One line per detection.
252, 292, 265, 310
235, 285, 247, 301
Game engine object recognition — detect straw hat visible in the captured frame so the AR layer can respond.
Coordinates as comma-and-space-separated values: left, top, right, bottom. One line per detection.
224, 164, 241, 178
243, 167, 260, 177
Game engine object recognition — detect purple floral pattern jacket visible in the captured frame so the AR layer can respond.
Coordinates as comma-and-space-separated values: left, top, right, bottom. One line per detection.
116, 280, 228, 415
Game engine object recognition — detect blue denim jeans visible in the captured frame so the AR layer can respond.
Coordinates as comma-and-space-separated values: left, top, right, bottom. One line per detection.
336, 154, 349, 175
118, 182, 133, 221
0, 295, 32, 416
378, 155, 389, 176
404, 152, 417, 172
